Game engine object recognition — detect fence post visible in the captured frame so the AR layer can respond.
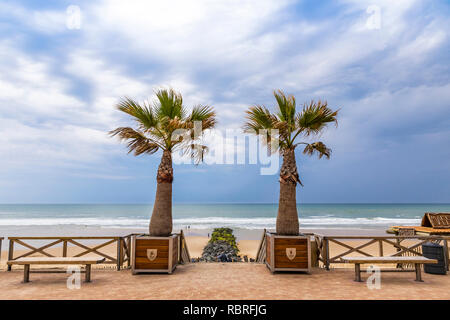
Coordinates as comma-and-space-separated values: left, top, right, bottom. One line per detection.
378, 239, 384, 256
127, 236, 131, 268
7, 239, 14, 271
395, 238, 402, 269
62, 240, 68, 257
121, 238, 126, 267
178, 231, 182, 264
324, 238, 330, 270
117, 238, 122, 271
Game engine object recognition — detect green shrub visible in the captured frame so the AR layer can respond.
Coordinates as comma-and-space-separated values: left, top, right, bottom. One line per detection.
209, 227, 239, 252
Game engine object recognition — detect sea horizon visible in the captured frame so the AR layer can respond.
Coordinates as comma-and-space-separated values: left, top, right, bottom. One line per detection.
3, 202, 450, 205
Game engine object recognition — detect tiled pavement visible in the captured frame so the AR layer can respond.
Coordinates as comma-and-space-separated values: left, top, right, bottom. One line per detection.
0, 263, 448, 300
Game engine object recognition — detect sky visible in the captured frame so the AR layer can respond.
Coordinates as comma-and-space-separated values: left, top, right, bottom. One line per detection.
0, 0, 449, 204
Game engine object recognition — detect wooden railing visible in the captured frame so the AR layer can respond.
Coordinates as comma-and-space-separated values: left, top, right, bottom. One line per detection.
0, 237, 3, 261
7, 236, 132, 271
314, 235, 450, 271
255, 229, 267, 263
179, 230, 191, 264
121, 234, 132, 269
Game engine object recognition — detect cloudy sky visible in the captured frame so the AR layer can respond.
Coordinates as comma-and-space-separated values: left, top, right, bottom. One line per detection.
0, 0, 449, 204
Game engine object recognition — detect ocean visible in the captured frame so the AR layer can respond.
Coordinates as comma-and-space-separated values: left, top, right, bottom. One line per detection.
0, 203, 449, 231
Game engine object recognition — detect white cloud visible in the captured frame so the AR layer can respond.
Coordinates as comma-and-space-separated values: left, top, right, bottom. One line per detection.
0, 44, 152, 170
0, 44, 85, 119
0, 0, 449, 196
79, 0, 295, 86
0, 2, 68, 34
395, 23, 446, 60
88, 0, 292, 65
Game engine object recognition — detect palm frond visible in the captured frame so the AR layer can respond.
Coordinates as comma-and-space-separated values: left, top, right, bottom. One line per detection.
244, 106, 283, 155
155, 88, 186, 120
243, 105, 276, 132
116, 97, 157, 130
112, 89, 217, 163
297, 100, 339, 136
187, 105, 217, 131
274, 90, 296, 124
109, 127, 160, 155
165, 116, 186, 133
302, 141, 331, 159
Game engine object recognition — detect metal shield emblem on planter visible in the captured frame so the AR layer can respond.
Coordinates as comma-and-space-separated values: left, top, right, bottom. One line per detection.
147, 249, 157, 261
286, 248, 296, 260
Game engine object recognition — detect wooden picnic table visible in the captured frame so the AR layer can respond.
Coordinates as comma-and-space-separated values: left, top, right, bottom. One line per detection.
7, 257, 105, 283
341, 256, 438, 282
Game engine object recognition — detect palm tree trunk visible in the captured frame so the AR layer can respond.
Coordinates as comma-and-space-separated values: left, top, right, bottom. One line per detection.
149, 150, 173, 236
276, 148, 300, 235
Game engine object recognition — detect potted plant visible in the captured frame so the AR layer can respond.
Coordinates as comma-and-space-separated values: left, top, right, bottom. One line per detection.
243, 90, 339, 272
110, 88, 216, 273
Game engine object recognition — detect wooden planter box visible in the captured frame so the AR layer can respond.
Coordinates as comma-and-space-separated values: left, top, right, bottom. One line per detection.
265, 232, 311, 273
131, 234, 179, 274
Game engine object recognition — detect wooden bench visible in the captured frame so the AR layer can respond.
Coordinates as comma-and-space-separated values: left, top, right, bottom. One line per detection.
7, 257, 106, 283
341, 256, 438, 282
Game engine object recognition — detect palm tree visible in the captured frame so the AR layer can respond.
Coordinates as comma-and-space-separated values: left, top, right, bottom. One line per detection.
110, 88, 217, 236
243, 90, 339, 235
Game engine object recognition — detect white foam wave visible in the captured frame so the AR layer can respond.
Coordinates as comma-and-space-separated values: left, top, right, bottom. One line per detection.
0, 216, 421, 229
172, 217, 421, 229
0, 218, 149, 227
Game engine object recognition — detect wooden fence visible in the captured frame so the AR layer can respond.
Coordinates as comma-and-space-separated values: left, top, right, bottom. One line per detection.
313, 235, 450, 271
255, 229, 267, 263
178, 230, 191, 264
7, 236, 132, 271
